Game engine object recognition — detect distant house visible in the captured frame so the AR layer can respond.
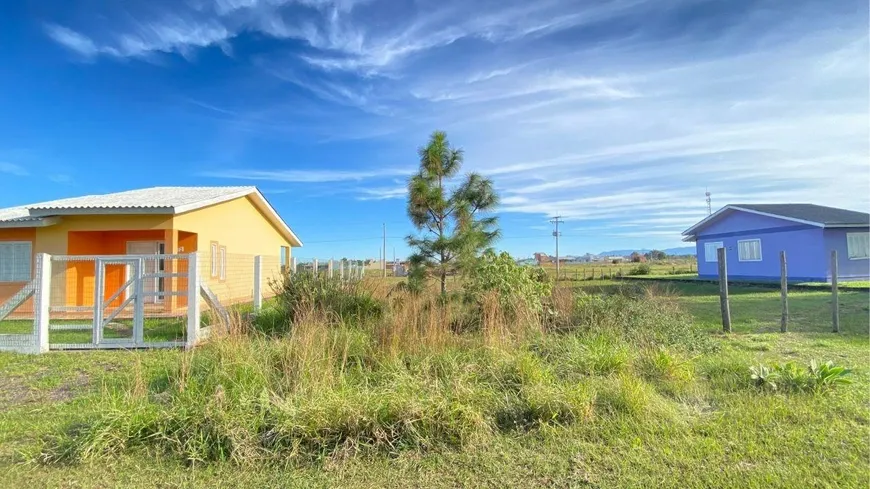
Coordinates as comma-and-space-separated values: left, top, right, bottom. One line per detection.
682, 204, 869, 282
533, 252, 551, 265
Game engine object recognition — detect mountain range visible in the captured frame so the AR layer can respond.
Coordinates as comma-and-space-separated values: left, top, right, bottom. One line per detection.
596, 247, 696, 257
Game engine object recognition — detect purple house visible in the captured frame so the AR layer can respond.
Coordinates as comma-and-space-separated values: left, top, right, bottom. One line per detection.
682, 204, 870, 282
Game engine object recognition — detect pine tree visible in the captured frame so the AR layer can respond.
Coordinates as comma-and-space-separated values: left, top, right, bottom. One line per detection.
406, 131, 500, 294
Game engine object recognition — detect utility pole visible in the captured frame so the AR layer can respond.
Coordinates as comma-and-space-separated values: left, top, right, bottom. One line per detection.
550, 216, 564, 280
382, 223, 387, 278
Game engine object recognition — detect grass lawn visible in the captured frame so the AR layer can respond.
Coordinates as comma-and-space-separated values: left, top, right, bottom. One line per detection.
0, 280, 867, 488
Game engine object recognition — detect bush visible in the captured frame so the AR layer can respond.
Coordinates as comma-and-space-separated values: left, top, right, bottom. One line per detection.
465, 251, 552, 316
270, 272, 383, 329
628, 264, 651, 276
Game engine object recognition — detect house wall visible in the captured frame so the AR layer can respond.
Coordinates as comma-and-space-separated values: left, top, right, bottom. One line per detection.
695, 211, 826, 281
173, 196, 292, 303
823, 228, 870, 281
0, 228, 37, 312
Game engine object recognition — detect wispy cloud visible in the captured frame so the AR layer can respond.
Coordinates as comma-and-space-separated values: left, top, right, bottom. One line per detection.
356, 185, 407, 200
0, 162, 28, 177
202, 167, 411, 183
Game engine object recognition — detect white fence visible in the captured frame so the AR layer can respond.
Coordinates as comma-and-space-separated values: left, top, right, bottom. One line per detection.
0, 251, 280, 354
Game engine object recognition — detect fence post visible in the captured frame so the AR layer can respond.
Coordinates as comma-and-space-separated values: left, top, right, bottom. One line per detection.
339, 260, 345, 280
780, 251, 788, 333
34, 253, 51, 354
831, 250, 839, 333
717, 247, 731, 333
253, 255, 262, 311
290, 256, 297, 274
186, 252, 201, 349
328, 259, 334, 277
313, 259, 319, 275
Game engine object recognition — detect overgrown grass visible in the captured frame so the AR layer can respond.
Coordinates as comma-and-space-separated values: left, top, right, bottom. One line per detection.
0, 276, 867, 488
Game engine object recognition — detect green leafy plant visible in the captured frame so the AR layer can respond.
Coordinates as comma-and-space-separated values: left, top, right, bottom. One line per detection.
808, 360, 852, 392
628, 264, 651, 276
749, 364, 779, 391
750, 361, 852, 393
465, 251, 552, 316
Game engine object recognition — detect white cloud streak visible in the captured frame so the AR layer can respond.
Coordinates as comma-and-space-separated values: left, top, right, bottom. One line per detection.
201, 167, 411, 182
0, 162, 28, 177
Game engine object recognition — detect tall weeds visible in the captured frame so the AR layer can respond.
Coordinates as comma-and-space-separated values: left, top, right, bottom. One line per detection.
39, 277, 714, 465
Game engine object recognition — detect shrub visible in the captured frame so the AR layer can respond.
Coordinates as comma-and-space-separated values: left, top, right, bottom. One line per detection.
270, 272, 383, 329
465, 251, 552, 317
628, 264, 651, 276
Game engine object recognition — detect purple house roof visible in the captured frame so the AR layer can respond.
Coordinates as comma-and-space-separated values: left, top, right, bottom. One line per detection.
682, 204, 870, 241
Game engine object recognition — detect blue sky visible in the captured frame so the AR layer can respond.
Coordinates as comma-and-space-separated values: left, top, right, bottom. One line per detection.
0, 0, 867, 260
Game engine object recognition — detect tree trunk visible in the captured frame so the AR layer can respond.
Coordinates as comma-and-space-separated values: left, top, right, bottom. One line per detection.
440, 270, 446, 295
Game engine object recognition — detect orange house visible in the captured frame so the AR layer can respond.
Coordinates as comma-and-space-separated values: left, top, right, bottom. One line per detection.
0, 186, 302, 314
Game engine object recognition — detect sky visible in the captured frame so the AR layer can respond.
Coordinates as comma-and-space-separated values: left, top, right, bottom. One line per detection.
0, 0, 867, 260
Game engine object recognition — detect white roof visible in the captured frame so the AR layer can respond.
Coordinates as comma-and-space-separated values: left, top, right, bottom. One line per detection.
0, 186, 302, 246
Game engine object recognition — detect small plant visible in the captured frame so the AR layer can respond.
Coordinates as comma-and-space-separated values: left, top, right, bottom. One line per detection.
749, 361, 852, 393
749, 364, 779, 391
808, 360, 852, 392
627, 264, 651, 276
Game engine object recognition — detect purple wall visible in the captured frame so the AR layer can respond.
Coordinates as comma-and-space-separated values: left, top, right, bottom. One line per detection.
698, 210, 798, 235
694, 210, 827, 281
823, 228, 870, 281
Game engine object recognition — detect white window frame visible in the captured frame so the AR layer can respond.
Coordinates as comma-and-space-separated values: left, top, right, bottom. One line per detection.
210, 243, 219, 278
704, 241, 724, 263
219, 246, 227, 281
847, 232, 870, 260
737, 239, 762, 262
0, 241, 32, 282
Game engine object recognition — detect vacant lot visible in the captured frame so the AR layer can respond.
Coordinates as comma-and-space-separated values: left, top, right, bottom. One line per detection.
0, 279, 866, 488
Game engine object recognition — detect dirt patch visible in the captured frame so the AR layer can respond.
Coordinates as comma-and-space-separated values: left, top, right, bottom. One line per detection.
0, 370, 90, 410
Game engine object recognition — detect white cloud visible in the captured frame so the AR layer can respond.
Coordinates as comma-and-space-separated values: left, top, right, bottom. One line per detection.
0, 162, 28, 176
44, 24, 116, 57
356, 185, 407, 200
202, 167, 411, 182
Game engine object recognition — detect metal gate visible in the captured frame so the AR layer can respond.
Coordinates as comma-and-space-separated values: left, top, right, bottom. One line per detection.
48, 254, 190, 350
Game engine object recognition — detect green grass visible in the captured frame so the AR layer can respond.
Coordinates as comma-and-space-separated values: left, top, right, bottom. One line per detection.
0, 280, 867, 488
0, 317, 186, 344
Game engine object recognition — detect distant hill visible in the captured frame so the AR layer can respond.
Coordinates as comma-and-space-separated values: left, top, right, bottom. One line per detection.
597, 247, 695, 257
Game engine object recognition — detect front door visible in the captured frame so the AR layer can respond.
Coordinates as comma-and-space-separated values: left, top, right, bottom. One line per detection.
126, 241, 165, 304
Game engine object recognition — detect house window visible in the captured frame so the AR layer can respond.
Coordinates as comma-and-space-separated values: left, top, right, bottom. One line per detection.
280, 246, 289, 270
738, 239, 762, 262
847, 232, 870, 260
0, 241, 32, 282
219, 246, 227, 281
210, 243, 219, 278
704, 241, 724, 262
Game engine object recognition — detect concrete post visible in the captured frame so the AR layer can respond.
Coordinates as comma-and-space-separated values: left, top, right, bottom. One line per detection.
328, 259, 334, 277
291, 256, 297, 274
253, 255, 262, 311
186, 252, 201, 349
313, 259, 319, 275
34, 253, 51, 354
